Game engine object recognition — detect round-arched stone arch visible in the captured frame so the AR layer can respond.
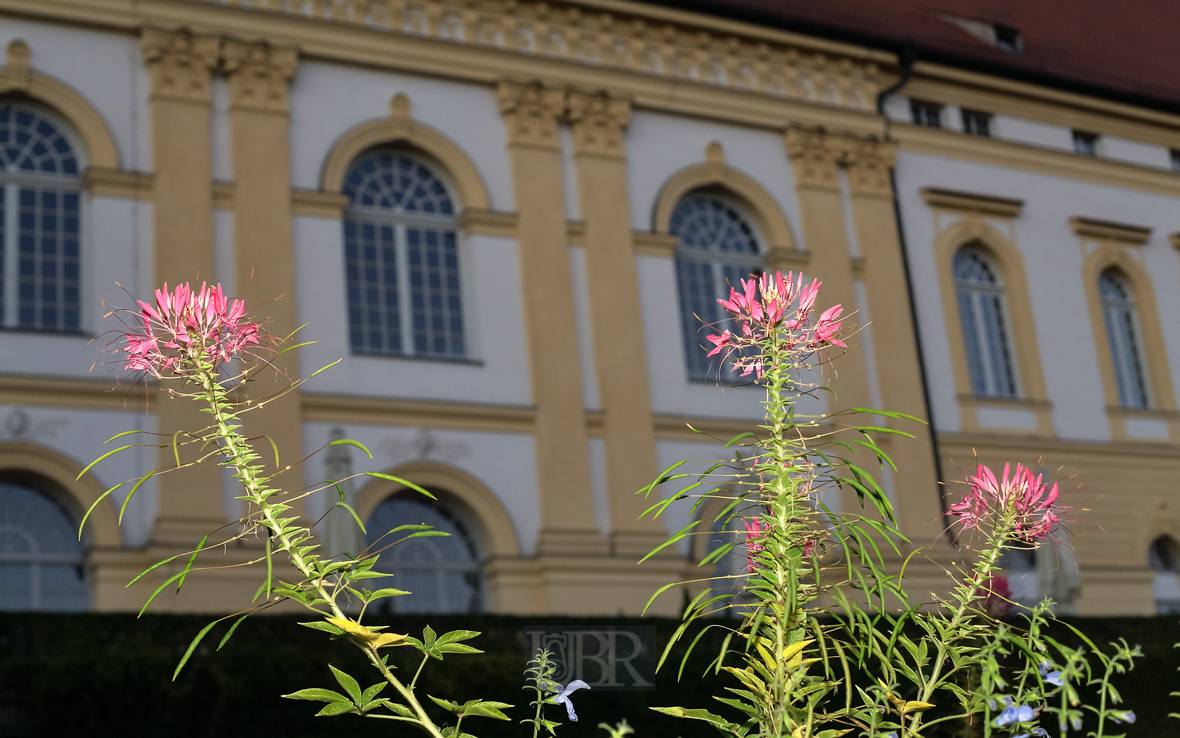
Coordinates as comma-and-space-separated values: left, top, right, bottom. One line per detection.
355, 460, 519, 558
1081, 242, 1178, 417
0, 441, 121, 548
652, 142, 797, 255
1, 39, 119, 168
321, 94, 489, 210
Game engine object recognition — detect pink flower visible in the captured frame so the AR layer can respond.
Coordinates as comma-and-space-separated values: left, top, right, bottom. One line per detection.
812, 304, 846, 348
950, 463, 1062, 542
120, 282, 262, 377
797, 278, 821, 316
744, 518, 769, 573
705, 330, 732, 358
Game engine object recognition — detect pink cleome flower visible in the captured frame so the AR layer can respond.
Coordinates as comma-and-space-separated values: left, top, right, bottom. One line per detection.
706, 271, 845, 379
743, 518, 770, 574
122, 282, 261, 377
949, 463, 1060, 541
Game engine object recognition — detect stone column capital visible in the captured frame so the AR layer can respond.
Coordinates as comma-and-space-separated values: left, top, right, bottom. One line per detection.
566, 90, 631, 159
783, 125, 842, 191
841, 136, 897, 198
141, 28, 220, 104
496, 80, 565, 150
222, 40, 298, 114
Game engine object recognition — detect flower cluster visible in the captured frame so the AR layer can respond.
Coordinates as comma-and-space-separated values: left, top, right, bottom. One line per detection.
705, 271, 845, 379
121, 282, 261, 377
743, 518, 770, 574
948, 463, 1060, 541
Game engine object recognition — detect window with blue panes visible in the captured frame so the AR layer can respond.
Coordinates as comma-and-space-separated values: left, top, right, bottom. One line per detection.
0, 476, 90, 611
342, 151, 465, 358
0, 102, 83, 333
954, 246, 1019, 398
671, 192, 763, 381
1099, 268, 1151, 409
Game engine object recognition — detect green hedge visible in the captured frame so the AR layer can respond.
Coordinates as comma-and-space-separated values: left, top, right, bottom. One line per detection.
0, 613, 1176, 737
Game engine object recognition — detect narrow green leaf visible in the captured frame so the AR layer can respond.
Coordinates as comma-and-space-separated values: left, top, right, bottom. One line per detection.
103, 429, 144, 444
139, 571, 188, 617
173, 620, 219, 680
76, 446, 135, 481
308, 358, 343, 379
275, 340, 316, 357
118, 470, 156, 525
77, 481, 124, 540
127, 553, 183, 588
217, 614, 250, 651
638, 520, 698, 563
847, 408, 925, 423
331, 501, 367, 534
364, 472, 435, 498
298, 621, 345, 635
315, 701, 355, 717
263, 435, 281, 470
176, 534, 209, 593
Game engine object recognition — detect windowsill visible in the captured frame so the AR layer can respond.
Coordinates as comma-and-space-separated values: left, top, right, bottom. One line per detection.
0, 327, 92, 339
350, 351, 484, 367
957, 393, 1051, 409
1105, 405, 1180, 419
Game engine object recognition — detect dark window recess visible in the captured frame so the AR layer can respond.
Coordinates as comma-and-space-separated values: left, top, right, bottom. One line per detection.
1170, 149, 1180, 173
961, 109, 992, 137
994, 24, 1023, 54
1072, 130, 1099, 157
911, 100, 943, 128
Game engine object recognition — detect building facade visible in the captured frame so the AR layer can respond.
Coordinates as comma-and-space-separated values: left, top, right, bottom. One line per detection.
0, 0, 1178, 616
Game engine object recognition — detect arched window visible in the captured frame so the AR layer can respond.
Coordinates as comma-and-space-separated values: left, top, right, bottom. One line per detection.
671, 192, 762, 381
342, 151, 465, 359
364, 493, 482, 613
1, 102, 83, 333
954, 247, 1018, 397
0, 477, 89, 611
1149, 536, 1180, 615
1099, 269, 1151, 409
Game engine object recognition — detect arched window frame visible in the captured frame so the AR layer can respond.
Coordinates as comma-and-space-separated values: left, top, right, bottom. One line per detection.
670, 189, 765, 382
953, 245, 1020, 399
928, 212, 1053, 437
1098, 268, 1151, 409
0, 100, 89, 335
0, 470, 91, 611
1080, 240, 1179, 442
363, 490, 485, 614
340, 148, 472, 361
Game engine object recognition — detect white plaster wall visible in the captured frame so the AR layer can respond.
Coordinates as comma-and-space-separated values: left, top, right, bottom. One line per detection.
625, 111, 805, 241
2, 198, 152, 379
0, 19, 150, 171
568, 246, 601, 410
882, 94, 910, 123
587, 436, 610, 537
292, 217, 531, 404
212, 209, 235, 295
558, 125, 580, 222
654, 439, 753, 556
1102, 136, 1170, 169
636, 254, 765, 419
0, 404, 158, 547
288, 61, 512, 211
991, 115, 1073, 151
895, 150, 1180, 442
302, 421, 539, 555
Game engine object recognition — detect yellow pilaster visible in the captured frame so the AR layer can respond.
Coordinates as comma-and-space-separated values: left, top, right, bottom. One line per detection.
222, 40, 306, 520
567, 91, 665, 557
141, 28, 226, 545
844, 138, 944, 539
783, 126, 872, 414
496, 81, 605, 557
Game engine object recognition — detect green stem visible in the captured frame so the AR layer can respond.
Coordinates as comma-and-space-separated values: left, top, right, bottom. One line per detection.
194, 361, 444, 738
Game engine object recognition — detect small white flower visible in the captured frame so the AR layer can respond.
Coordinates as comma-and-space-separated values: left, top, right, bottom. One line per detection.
548, 679, 590, 721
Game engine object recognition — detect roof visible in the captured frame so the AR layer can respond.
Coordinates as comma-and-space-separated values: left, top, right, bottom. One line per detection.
640, 0, 1180, 112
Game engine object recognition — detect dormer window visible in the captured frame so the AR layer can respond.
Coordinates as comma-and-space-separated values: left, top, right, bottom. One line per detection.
911, 100, 943, 128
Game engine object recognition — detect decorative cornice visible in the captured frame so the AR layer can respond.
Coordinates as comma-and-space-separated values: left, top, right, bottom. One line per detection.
1170, 232, 1180, 251
1069, 216, 1152, 244
496, 80, 565, 149
783, 126, 843, 191
170, 0, 881, 114
459, 207, 519, 238
633, 231, 679, 257
222, 39, 298, 114
566, 90, 631, 159
291, 188, 349, 218
920, 187, 1024, 217
140, 28, 220, 104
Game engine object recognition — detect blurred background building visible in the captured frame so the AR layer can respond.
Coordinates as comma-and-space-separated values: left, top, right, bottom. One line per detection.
1, 0, 1178, 616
